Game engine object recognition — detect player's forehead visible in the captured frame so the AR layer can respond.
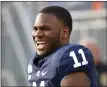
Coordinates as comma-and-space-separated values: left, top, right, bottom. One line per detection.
34, 13, 62, 27
35, 13, 57, 23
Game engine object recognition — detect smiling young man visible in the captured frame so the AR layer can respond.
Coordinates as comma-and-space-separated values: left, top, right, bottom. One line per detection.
27, 6, 97, 87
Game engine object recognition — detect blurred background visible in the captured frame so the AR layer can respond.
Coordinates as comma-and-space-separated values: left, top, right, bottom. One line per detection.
1, 1, 107, 86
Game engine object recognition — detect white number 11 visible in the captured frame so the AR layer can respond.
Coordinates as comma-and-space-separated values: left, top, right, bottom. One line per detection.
32, 81, 45, 86
69, 49, 88, 68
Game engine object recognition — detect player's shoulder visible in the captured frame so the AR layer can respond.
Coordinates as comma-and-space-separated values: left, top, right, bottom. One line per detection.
56, 44, 91, 56
55, 44, 94, 66
56, 44, 96, 86
28, 52, 37, 65
65, 44, 89, 50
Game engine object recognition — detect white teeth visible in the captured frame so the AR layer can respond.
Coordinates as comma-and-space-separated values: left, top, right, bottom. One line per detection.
36, 42, 46, 45
37, 42, 46, 44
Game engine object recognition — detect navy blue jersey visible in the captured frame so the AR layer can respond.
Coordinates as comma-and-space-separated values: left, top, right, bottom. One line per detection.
27, 44, 97, 87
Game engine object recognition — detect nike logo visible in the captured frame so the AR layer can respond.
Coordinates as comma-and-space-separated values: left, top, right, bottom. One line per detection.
42, 71, 48, 76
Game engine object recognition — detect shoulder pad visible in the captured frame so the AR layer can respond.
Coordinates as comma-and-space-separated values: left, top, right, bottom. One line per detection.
57, 44, 94, 80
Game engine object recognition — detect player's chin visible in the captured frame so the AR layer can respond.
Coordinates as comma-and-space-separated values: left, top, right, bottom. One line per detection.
36, 49, 47, 56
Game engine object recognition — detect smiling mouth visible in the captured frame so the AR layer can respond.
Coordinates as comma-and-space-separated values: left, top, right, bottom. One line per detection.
37, 42, 46, 46
36, 41, 47, 49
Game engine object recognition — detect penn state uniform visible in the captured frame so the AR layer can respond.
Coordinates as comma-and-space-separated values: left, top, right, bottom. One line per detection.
27, 44, 97, 87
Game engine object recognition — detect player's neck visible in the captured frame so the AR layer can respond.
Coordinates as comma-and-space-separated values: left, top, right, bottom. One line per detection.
60, 40, 69, 47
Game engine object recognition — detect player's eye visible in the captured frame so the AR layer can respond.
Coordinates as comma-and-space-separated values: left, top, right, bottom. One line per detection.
43, 27, 49, 30
42, 26, 51, 31
33, 26, 38, 31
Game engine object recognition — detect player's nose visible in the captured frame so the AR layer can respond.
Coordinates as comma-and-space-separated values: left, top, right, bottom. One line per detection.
32, 29, 44, 38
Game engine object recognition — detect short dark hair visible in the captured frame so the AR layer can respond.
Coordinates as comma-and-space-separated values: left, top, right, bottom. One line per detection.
39, 6, 72, 34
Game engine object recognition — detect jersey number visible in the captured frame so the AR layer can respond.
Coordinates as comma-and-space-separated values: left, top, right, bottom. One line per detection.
70, 49, 88, 68
32, 81, 45, 86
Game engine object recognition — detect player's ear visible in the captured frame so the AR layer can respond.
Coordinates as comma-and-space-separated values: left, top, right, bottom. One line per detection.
61, 27, 69, 39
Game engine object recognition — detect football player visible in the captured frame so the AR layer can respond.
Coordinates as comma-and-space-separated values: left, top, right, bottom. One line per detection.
27, 6, 97, 87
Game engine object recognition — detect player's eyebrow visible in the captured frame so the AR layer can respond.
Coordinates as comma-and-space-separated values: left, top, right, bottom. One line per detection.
33, 25, 51, 30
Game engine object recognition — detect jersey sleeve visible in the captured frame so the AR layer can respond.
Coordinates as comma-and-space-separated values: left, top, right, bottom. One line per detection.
58, 45, 95, 82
